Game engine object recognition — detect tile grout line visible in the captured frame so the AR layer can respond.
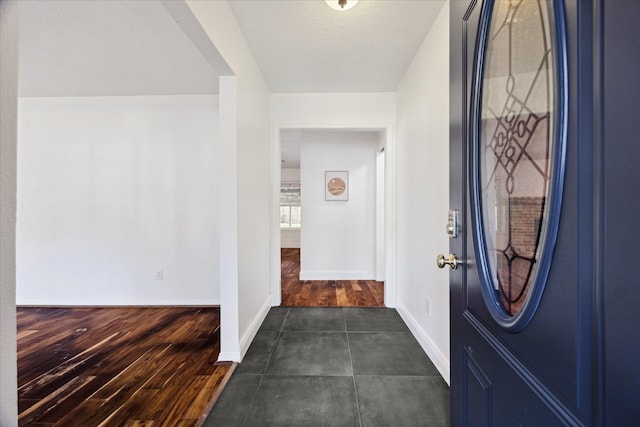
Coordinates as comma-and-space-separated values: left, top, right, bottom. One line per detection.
240, 374, 265, 426
344, 308, 363, 427
241, 307, 291, 425
207, 307, 449, 425
261, 307, 291, 376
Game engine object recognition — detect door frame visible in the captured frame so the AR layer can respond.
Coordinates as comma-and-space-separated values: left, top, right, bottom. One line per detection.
270, 122, 397, 308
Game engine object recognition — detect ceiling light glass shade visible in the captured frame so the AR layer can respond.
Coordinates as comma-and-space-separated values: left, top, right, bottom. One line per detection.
325, 0, 359, 11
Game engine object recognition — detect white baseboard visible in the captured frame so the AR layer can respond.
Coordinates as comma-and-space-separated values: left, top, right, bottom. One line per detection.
396, 301, 450, 385
271, 292, 281, 307
217, 296, 271, 364
280, 243, 301, 249
238, 296, 272, 361
15, 299, 222, 307
217, 351, 241, 362
299, 270, 376, 281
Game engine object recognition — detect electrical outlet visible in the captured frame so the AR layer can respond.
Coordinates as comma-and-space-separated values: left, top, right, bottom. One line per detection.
156, 270, 163, 281
425, 297, 431, 315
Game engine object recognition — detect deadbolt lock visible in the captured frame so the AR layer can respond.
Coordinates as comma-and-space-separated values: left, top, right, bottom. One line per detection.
447, 210, 459, 238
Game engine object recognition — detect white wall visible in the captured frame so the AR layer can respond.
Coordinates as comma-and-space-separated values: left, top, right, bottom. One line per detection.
299, 131, 378, 280
0, 1, 19, 424
271, 93, 396, 128
281, 168, 300, 183
280, 230, 300, 249
395, 2, 450, 383
187, 1, 272, 361
17, 95, 220, 306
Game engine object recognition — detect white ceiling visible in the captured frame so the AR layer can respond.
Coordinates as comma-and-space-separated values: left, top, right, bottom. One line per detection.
231, 1, 445, 168
19, 1, 219, 97
18, 0, 445, 169
18, 0, 446, 97
228, 0, 446, 93
281, 129, 304, 169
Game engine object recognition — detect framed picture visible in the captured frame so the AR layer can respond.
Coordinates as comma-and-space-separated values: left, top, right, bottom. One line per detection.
325, 171, 349, 201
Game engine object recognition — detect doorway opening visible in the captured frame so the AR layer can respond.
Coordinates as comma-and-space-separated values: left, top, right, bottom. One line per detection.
277, 128, 387, 307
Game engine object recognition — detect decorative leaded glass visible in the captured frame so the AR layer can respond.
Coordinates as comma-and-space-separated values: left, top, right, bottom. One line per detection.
478, 0, 556, 317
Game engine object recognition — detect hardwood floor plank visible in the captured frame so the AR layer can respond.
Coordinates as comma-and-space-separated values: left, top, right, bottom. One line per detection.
183, 367, 230, 421
28, 376, 105, 425
19, 332, 122, 398
133, 357, 208, 425
336, 286, 349, 306
154, 375, 211, 427
16, 329, 39, 341
89, 344, 173, 400
95, 389, 160, 427
18, 375, 97, 424
142, 358, 188, 390
123, 420, 155, 427
51, 399, 107, 427
18, 307, 232, 426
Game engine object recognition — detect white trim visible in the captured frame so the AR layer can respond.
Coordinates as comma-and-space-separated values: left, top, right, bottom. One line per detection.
239, 296, 271, 358
384, 122, 397, 308
14, 300, 222, 307
396, 300, 450, 385
375, 149, 386, 281
218, 294, 271, 363
299, 271, 376, 281
217, 351, 242, 362
270, 125, 283, 307
218, 76, 240, 360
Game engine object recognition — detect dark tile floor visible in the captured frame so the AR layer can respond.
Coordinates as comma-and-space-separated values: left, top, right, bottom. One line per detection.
205, 307, 450, 427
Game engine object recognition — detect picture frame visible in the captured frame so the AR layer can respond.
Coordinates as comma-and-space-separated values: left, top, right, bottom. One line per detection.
325, 171, 349, 201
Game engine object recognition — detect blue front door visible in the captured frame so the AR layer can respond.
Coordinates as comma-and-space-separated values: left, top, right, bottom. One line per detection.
448, 0, 640, 425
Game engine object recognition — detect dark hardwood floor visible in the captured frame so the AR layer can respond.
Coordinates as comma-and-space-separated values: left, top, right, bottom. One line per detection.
16, 251, 383, 425
281, 248, 385, 307
17, 306, 232, 427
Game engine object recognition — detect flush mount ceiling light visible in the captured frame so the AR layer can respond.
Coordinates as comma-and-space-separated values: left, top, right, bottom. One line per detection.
325, 0, 359, 11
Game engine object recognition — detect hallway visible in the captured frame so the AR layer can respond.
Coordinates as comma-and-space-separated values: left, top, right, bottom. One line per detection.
205, 307, 449, 426
281, 249, 385, 307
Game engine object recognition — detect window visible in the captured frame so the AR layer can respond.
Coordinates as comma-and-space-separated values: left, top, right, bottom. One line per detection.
280, 183, 301, 229
280, 205, 301, 229
470, 0, 567, 331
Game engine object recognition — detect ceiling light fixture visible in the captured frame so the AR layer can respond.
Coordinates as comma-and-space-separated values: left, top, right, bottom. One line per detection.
325, 0, 359, 11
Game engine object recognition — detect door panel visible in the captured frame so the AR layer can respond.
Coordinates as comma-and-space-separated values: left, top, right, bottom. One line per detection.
463, 337, 568, 426
450, 1, 594, 425
463, 348, 491, 427
452, 0, 640, 425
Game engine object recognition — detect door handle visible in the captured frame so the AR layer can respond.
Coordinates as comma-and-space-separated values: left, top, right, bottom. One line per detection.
437, 253, 460, 270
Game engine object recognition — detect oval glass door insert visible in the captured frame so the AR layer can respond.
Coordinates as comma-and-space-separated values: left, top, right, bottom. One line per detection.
472, 0, 567, 331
